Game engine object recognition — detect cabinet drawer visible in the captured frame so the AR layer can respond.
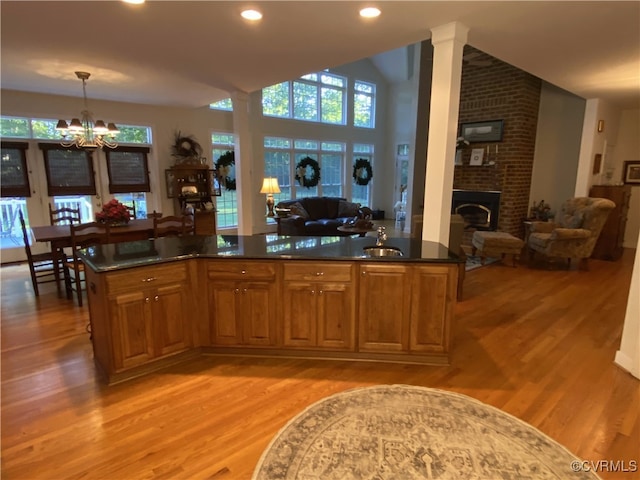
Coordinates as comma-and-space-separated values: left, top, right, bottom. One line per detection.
106, 263, 188, 295
284, 262, 353, 282
207, 261, 275, 280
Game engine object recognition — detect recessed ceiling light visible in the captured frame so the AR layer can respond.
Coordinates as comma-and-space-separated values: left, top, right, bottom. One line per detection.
241, 9, 263, 21
122, 0, 145, 4
359, 7, 381, 18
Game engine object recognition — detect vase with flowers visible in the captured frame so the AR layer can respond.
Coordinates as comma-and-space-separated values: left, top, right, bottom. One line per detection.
95, 199, 131, 226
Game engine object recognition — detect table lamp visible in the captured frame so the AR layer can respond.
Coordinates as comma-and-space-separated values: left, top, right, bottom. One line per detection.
260, 177, 281, 217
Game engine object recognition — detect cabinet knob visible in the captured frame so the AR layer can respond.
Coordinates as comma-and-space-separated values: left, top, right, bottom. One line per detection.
154, 295, 159, 302
361, 271, 366, 276
241, 270, 246, 275
316, 272, 324, 276
243, 288, 248, 293
311, 290, 315, 295
141, 277, 156, 283
319, 290, 323, 295
145, 297, 150, 303
234, 288, 239, 294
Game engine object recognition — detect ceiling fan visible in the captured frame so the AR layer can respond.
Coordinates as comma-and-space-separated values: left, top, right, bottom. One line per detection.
463, 52, 493, 67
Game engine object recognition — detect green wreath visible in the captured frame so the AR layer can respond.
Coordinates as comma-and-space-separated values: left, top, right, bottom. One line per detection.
295, 156, 321, 188
215, 151, 236, 191
353, 158, 373, 186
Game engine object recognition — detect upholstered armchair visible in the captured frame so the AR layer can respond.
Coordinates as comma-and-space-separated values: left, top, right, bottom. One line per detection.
527, 197, 615, 269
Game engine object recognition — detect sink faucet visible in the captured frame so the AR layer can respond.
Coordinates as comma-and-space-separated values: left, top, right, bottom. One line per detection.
376, 226, 387, 246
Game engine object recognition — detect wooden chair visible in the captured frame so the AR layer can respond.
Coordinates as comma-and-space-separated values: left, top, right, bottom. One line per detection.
18, 210, 66, 296
124, 203, 136, 220
49, 203, 81, 225
64, 222, 110, 307
153, 215, 193, 238
147, 210, 162, 219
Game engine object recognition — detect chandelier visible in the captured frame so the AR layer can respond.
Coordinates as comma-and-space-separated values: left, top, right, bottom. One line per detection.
55, 71, 119, 150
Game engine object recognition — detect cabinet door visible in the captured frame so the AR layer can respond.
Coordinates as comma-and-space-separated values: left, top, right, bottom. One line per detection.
358, 264, 411, 352
208, 281, 242, 345
110, 291, 153, 370
317, 282, 355, 350
240, 281, 277, 346
410, 265, 456, 353
152, 283, 190, 357
283, 282, 317, 347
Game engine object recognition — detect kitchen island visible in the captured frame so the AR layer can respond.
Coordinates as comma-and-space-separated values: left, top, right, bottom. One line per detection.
80, 234, 463, 384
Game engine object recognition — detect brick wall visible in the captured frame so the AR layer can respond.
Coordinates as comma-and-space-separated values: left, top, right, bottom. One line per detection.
454, 46, 542, 240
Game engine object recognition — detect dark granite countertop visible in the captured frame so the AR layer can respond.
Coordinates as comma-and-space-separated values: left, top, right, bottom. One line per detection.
79, 234, 464, 273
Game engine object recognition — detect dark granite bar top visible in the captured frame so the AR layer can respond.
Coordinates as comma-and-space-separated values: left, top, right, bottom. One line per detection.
79, 234, 463, 273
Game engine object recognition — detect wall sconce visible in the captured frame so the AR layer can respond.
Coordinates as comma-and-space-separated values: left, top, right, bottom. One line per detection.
260, 177, 281, 217
597, 120, 605, 133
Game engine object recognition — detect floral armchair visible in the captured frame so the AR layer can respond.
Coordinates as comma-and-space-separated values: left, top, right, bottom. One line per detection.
527, 197, 615, 269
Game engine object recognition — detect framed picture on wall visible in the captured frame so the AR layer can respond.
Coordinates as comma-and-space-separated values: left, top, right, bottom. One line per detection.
622, 160, 640, 185
459, 119, 504, 143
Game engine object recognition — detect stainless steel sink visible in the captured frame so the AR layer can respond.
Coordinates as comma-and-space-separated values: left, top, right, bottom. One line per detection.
363, 245, 404, 257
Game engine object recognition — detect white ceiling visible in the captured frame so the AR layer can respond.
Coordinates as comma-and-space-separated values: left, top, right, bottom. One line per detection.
1, 1, 639, 110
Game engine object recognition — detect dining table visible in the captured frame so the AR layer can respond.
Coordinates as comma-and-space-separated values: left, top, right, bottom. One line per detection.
31, 219, 159, 295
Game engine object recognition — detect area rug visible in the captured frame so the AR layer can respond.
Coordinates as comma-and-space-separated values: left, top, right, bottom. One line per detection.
465, 255, 498, 271
253, 385, 599, 480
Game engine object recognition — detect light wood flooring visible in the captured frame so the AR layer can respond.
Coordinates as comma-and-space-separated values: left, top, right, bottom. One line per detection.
1, 248, 639, 479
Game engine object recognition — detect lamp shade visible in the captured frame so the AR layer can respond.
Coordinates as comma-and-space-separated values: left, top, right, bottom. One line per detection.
260, 177, 281, 194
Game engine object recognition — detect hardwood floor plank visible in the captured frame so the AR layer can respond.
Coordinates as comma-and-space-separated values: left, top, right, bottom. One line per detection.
2, 249, 639, 479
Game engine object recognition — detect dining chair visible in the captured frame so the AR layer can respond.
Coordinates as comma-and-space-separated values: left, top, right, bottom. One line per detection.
153, 215, 194, 238
124, 203, 136, 220
64, 222, 110, 307
147, 210, 162, 219
49, 203, 81, 225
18, 210, 66, 296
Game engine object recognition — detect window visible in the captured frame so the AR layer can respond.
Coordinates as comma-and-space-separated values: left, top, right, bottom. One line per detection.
1, 142, 30, 197
212, 133, 237, 228
0, 117, 29, 138
352, 144, 374, 206
209, 98, 233, 111
262, 82, 290, 118
262, 72, 347, 125
104, 146, 151, 194
39, 144, 96, 197
264, 137, 345, 200
354, 81, 375, 128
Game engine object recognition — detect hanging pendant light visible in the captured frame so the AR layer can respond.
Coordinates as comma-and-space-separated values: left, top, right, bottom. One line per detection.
56, 71, 119, 150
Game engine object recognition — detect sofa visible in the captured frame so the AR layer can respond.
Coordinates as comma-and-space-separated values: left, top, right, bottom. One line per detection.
275, 197, 368, 236
527, 196, 615, 269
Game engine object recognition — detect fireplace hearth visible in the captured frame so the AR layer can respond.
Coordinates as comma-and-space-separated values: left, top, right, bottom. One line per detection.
452, 190, 501, 231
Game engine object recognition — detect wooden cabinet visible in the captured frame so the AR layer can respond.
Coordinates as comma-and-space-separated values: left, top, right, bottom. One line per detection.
358, 263, 457, 355
168, 165, 219, 234
409, 265, 457, 353
282, 262, 355, 350
589, 184, 631, 260
88, 263, 192, 375
358, 263, 411, 352
206, 261, 277, 346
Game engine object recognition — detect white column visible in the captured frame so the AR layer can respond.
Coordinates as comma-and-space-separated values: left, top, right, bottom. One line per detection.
615, 236, 640, 379
422, 22, 468, 246
231, 91, 254, 235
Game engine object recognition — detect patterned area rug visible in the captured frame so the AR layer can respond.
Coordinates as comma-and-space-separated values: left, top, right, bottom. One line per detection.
253, 385, 599, 480
465, 255, 498, 271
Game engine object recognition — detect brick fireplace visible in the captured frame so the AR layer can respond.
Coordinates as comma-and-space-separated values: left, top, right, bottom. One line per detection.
454, 46, 542, 243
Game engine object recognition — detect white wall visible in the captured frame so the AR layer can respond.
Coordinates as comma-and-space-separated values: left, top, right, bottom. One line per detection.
530, 82, 584, 213
614, 109, 640, 248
